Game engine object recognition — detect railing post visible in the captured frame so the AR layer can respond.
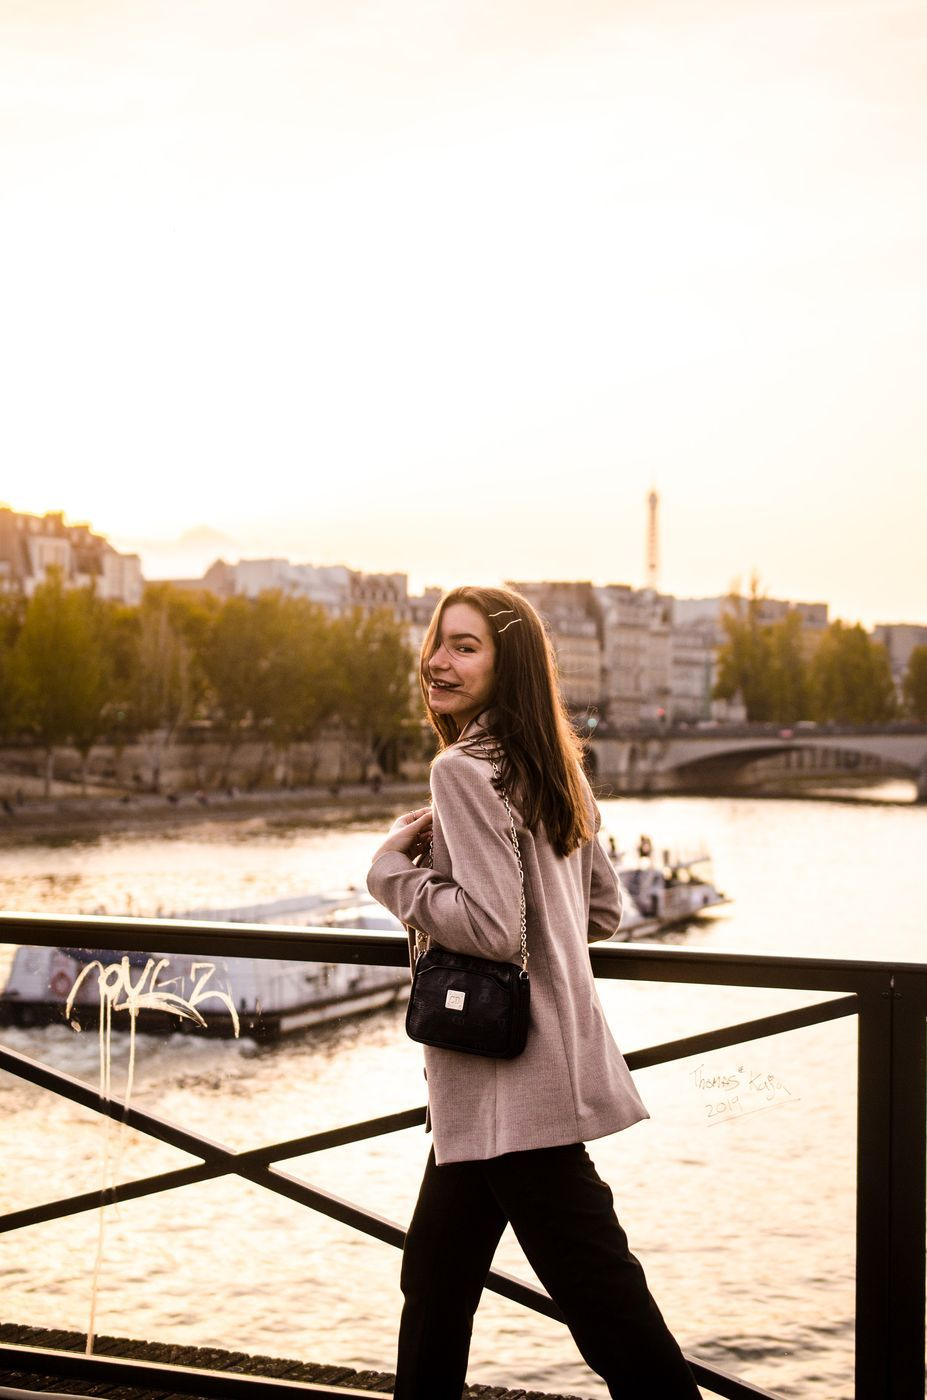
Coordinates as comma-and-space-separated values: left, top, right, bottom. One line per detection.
886, 975, 926, 1396
855, 976, 927, 1398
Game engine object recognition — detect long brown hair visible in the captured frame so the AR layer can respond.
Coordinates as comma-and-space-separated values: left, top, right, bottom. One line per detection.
420, 585, 593, 857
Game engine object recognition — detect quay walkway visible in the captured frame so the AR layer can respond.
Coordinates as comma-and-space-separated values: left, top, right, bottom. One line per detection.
1, 911, 925, 1399
0, 1323, 592, 1400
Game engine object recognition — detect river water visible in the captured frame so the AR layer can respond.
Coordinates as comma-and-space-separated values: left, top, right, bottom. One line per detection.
0, 784, 924, 1399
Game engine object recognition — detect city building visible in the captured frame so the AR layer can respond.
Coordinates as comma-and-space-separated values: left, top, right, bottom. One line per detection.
508, 580, 689, 724
0, 506, 143, 605
672, 594, 829, 635
593, 585, 666, 725
668, 614, 719, 723
161, 549, 927, 731
404, 587, 443, 663
167, 556, 442, 662
873, 622, 927, 697
175, 558, 415, 620
219, 559, 353, 610
348, 571, 407, 614
508, 581, 603, 711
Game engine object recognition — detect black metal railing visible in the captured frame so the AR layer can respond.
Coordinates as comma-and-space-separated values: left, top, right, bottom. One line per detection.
0, 911, 924, 1400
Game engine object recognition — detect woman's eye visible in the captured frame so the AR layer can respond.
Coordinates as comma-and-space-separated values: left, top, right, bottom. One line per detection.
456, 645, 474, 654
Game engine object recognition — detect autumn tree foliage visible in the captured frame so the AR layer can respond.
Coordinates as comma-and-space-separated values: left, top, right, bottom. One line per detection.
715, 582, 898, 725
200, 592, 341, 785
122, 586, 212, 791
809, 623, 897, 724
902, 646, 927, 721
713, 582, 775, 721
0, 594, 26, 742
714, 581, 811, 723
330, 607, 415, 775
0, 581, 417, 791
8, 571, 113, 794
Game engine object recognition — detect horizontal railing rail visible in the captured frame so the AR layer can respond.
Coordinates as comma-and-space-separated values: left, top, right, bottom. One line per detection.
0, 912, 925, 1400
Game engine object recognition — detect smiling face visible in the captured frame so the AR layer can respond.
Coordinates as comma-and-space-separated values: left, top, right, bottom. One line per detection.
425, 601, 497, 735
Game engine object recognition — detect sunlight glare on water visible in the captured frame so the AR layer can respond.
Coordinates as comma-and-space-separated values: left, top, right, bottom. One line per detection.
0, 790, 924, 1399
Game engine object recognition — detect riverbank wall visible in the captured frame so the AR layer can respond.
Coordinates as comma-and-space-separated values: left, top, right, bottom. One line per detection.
0, 733, 430, 803
0, 733, 917, 826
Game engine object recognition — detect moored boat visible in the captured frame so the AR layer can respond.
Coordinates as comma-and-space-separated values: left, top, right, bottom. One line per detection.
0, 839, 727, 1035
608, 838, 729, 940
0, 890, 408, 1040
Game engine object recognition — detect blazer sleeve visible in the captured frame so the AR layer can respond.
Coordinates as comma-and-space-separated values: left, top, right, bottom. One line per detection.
588, 828, 623, 942
366, 754, 523, 962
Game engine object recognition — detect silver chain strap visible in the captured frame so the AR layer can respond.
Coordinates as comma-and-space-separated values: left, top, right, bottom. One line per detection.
485, 750, 528, 975
416, 747, 528, 975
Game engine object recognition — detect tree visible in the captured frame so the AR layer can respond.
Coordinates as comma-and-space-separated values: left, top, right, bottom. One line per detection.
259, 593, 340, 767
200, 594, 280, 784
810, 623, 897, 724
11, 572, 113, 795
124, 590, 200, 791
765, 611, 811, 723
69, 597, 120, 792
713, 579, 775, 721
248, 594, 339, 785
331, 608, 415, 777
199, 592, 338, 787
0, 594, 26, 741
903, 646, 927, 721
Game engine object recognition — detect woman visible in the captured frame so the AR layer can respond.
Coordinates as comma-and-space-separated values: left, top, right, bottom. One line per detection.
367, 585, 700, 1400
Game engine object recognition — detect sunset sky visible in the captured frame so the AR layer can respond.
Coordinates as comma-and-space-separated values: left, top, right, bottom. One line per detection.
3, 0, 925, 626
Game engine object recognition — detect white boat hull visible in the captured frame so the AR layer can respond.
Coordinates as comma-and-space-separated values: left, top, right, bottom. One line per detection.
0, 845, 729, 1034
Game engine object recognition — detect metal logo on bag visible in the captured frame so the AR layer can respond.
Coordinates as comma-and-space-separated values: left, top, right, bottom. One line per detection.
445, 989, 466, 1012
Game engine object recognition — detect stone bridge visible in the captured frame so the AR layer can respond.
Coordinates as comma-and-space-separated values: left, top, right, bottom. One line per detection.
591, 724, 927, 801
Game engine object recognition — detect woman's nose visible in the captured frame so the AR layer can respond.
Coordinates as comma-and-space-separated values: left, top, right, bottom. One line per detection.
430, 645, 451, 672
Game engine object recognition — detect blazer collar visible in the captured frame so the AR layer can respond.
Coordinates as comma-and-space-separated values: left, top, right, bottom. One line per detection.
455, 711, 490, 745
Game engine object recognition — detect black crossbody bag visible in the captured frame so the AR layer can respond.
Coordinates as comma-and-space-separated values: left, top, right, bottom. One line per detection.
405, 751, 530, 1060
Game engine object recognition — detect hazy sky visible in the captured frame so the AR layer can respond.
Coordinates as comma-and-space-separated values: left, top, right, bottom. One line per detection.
3, 0, 925, 624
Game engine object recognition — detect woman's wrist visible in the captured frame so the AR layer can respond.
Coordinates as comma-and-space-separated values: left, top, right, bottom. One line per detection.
370, 807, 433, 868
369, 846, 408, 869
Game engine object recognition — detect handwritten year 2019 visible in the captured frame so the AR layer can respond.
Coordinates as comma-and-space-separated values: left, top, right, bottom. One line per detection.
690, 1063, 797, 1125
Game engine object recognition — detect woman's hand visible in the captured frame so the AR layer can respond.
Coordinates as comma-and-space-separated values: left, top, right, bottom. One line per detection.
371, 806, 433, 865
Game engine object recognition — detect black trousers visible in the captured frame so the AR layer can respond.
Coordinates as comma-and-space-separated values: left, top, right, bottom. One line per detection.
395, 1142, 701, 1400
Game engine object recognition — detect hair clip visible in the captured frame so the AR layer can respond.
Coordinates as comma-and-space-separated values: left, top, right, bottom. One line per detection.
487, 608, 522, 633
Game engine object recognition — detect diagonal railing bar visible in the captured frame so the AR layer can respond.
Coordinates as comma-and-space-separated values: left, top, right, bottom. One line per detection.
243, 1107, 429, 1162
0, 1108, 428, 1235
685, 1359, 782, 1400
0, 1042, 230, 1160
0, 993, 866, 1326
0, 1042, 424, 1178
0, 1038, 553, 1319
0, 1042, 426, 1234
238, 1160, 565, 1321
0, 1160, 223, 1234
3, 992, 855, 1238
0, 1052, 562, 1321
624, 994, 858, 1072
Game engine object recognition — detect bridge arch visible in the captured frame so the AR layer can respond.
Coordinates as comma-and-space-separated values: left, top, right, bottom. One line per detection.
594, 728, 927, 800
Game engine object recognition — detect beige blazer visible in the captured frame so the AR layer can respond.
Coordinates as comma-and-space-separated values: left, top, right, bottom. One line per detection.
367, 732, 649, 1165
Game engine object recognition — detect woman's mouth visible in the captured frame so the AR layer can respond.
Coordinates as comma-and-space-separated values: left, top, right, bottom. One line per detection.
429, 680, 460, 691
